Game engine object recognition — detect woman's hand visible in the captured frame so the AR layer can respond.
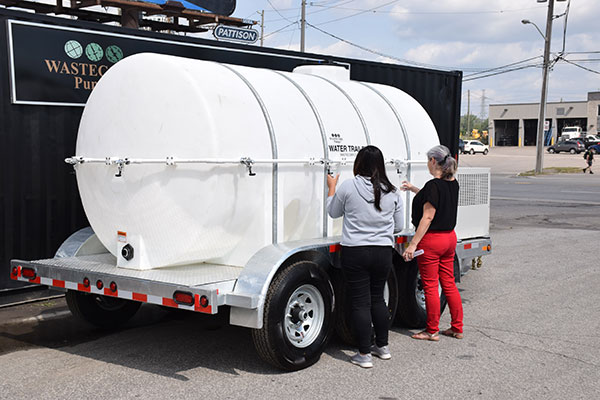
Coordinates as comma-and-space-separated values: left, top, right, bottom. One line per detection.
402, 242, 417, 261
401, 180, 419, 193
327, 173, 340, 197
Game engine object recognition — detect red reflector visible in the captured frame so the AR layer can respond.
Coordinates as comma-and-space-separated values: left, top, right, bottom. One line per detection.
96, 280, 104, 290
83, 277, 90, 288
11, 267, 18, 276
174, 291, 194, 305
199, 295, 209, 308
110, 282, 117, 292
21, 267, 36, 279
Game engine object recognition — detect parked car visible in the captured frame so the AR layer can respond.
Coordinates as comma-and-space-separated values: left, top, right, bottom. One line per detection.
463, 140, 489, 155
547, 140, 585, 154
583, 136, 600, 148
458, 138, 465, 153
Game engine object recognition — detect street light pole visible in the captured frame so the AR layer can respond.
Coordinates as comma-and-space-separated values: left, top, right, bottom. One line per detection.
534, 0, 555, 174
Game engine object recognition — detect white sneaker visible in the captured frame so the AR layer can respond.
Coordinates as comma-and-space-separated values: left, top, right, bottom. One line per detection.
371, 345, 391, 360
350, 352, 373, 368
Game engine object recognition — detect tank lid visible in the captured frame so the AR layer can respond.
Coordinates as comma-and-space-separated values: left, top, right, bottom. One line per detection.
293, 64, 350, 81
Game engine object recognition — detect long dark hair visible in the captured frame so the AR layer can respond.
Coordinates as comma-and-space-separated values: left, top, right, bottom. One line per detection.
353, 145, 396, 211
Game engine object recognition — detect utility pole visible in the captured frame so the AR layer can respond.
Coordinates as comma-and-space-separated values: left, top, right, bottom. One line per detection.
467, 89, 471, 135
260, 10, 264, 47
535, 0, 555, 174
480, 89, 486, 120
300, 0, 306, 52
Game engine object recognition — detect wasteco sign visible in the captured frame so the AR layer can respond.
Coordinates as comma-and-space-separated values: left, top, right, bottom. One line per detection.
213, 25, 258, 44
9, 22, 129, 105
8, 20, 332, 106
45, 41, 123, 91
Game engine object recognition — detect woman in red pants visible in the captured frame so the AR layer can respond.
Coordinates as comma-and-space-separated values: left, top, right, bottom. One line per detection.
401, 144, 463, 341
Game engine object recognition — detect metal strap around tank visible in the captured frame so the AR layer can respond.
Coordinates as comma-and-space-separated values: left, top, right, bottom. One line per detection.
220, 64, 279, 244
274, 71, 330, 238
359, 82, 412, 230
311, 75, 371, 145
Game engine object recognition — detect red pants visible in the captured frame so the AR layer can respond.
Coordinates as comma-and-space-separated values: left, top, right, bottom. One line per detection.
417, 230, 463, 334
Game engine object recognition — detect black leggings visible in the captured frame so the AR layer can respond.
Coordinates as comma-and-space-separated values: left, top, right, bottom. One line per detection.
341, 246, 392, 354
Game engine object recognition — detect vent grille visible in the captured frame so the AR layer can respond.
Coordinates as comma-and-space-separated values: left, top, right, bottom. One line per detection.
457, 173, 489, 206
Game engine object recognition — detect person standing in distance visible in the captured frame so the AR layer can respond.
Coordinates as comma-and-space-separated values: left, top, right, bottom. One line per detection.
401, 144, 463, 341
327, 145, 404, 368
583, 148, 594, 174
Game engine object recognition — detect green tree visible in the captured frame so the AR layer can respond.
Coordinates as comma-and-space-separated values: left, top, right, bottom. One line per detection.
461, 115, 489, 136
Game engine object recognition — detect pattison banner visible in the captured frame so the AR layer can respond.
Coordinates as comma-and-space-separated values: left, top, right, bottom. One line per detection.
8, 20, 325, 106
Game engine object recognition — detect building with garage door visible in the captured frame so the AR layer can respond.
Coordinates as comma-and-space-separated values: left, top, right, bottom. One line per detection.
489, 91, 600, 146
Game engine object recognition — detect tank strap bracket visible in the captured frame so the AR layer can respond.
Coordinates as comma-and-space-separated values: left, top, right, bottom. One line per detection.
240, 157, 256, 176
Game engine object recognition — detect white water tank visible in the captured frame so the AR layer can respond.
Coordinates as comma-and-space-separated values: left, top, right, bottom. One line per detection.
75, 53, 439, 270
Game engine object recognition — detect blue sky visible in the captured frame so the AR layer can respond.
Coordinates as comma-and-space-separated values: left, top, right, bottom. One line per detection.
195, 0, 600, 118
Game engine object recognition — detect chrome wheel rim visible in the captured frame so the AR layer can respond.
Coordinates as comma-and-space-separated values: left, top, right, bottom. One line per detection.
415, 272, 442, 310
284, 284, 325, 348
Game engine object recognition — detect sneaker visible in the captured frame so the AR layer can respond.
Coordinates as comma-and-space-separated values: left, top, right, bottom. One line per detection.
371, 345, 391, 360
583, 169, 586, 173
591, 171, 594, 174
350, 352, 373, 368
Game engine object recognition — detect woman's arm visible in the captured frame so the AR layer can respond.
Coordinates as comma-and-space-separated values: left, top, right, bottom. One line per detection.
327, 173, 340, 197
401, 180, 420, 194
402, 202, 436, 261
326, 174, 344, 218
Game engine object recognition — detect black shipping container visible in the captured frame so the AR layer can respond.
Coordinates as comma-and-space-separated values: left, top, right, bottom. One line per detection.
0, 8, 462, 291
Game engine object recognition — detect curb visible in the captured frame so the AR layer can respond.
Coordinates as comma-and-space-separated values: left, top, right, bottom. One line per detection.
2, 310, 72, 326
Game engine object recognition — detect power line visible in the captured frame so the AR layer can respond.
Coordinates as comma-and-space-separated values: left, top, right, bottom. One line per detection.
305, 21, 455, 70
462, 64, 541, 82
263, 21, 298, 39
310, 0, 401, 25
311, 4, 545, 15
266, 0, 296, 23
463, 55, 543, 78
560, 58, 600, 75
264, 0, 356, 23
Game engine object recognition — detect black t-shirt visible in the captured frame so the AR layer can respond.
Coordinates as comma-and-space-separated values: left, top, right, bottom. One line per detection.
411, 178, 459, 231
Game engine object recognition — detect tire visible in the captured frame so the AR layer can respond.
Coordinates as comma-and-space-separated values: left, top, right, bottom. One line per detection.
469, 149, 475, 155
570, 148, 576, 154
66, 290, 141, 329
251, 261, 334, 371
334, 266, 398, 346
394, 257, 448, 329
548, 148, 555, 154
483, 149, 488, 155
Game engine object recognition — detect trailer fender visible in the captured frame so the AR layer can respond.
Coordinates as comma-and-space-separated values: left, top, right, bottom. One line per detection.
229, 237, 338, 329
54, 227, 109, 258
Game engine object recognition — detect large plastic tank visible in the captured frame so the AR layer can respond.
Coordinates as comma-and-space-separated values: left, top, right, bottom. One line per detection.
75, 53, 439, 270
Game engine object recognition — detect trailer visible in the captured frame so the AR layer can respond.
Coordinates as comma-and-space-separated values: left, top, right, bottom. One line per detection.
9, 49, 491, 370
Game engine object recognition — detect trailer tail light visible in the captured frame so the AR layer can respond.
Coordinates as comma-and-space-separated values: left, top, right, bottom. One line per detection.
83, 277, 90, 288
110, 282, 118, 292
96, 280, 104, 290
174, 291, 194, 306
11, 266, 19, 277
21, 267, 36, 280
199, 295, 209, 308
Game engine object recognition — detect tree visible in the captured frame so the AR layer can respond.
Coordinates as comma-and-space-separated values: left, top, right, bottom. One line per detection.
461, 115, 488, 137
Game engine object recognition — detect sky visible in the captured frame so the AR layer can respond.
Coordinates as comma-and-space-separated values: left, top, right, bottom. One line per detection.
194, 0, 600, 118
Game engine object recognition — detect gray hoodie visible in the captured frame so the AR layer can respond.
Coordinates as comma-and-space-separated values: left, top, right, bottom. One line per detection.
327, 175, 404, 246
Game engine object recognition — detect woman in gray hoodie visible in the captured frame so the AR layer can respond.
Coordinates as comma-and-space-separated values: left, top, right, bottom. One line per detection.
327, 145, 404, 368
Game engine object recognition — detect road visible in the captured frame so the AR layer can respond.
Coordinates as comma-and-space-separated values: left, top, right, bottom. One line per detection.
1, 148, 600, 399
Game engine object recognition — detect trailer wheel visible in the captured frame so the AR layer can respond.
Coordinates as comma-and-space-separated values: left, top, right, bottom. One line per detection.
395, 259, 448, 328
66, 290, 141, 329
252, 261, 334, 371
334, 267, 398, 346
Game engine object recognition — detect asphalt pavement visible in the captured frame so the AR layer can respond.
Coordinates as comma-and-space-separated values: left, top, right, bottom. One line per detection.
1, 147, 600, 399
